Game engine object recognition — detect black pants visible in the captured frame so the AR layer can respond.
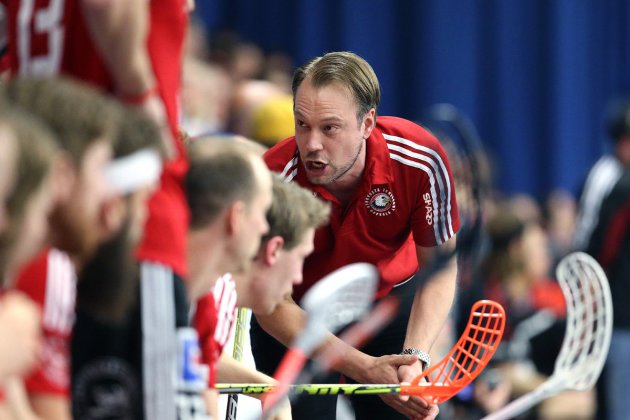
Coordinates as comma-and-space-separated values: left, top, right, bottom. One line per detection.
250, 279, 416, 420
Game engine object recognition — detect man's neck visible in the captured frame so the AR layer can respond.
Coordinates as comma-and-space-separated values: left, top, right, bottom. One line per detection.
326, 150, 367, 205
187, 229, 227, 301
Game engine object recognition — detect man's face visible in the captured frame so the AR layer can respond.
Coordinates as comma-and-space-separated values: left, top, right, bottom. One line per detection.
294, 79, 373, 186
231, 158, 272, 274
6, 175, 55, 275
0, 126, 17, 235
252, 228, 315, 315
49, 139, 114, 262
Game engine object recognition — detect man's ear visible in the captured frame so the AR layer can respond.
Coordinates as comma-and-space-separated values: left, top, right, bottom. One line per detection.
261, 236, 284, 266
362, 108, 376, 139
226, 200, 246, 236
100, 195, 126, 240
51, 153, 77, 206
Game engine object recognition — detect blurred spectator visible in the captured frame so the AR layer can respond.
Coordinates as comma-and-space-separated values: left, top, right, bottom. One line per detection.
455, 204, 583, 419
543, 189, 577, 266
249, 94, 295, 147
181, 58, 233, 136
574, 98, 630, 420
507, 194, 542, 226
184, 16, 211, 60
230, 79, 293, 145
263, 51, 294, 94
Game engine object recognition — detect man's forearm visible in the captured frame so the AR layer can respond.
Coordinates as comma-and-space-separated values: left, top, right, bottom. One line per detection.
80, 0, 155, 95
217, 353, 275, 402
255, 299, 370, 382
217, 353, 275, 384
403, 257, 457, 352
254, 298, 307, 347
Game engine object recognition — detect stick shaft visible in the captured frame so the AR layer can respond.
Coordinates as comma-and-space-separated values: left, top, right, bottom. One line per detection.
482, 388, 553, 420
225, 308, 249, 420
218, 383, 461, 397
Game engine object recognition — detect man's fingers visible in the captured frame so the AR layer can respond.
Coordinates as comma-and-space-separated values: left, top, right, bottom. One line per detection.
388, 354, 418, 366
381, 394, 432, 418
406, 395, 429, 409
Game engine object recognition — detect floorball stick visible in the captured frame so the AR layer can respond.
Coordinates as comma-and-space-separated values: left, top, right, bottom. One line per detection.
482, 252, 613, 420
219, 299, 505, 406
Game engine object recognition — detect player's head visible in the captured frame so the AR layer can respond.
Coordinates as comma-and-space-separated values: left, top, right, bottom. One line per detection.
482, 206, 527, 281
187, 136, 272, 277
0, 108, 58, 283
77, 109, 165, 322
606, 98, 630, 167
291, 52, 379, 186
238, 174, 330, 314
4, 77, 121, 263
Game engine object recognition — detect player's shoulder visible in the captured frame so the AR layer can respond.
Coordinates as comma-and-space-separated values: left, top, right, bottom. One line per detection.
263, 136, 298, 172
14, 248, 73, 306
377, 116, 441, 149
13, 249, 51, 301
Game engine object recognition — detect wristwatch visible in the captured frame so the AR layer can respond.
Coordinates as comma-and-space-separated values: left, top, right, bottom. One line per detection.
401, 348, 431, 370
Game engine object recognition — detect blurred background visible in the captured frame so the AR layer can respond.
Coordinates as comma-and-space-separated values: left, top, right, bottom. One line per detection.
188, 0, 630, 202
177, 3, 630, 418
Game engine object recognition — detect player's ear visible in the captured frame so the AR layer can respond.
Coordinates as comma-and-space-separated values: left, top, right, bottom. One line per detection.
100, 195, 126, 240
226, 200, 246, 236
51, 153, 77, 206
263, 236, 284, 266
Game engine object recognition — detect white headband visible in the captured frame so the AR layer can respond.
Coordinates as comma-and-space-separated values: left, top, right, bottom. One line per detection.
105, 149, 162, 194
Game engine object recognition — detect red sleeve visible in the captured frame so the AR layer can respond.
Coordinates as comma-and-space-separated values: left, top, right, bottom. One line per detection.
193, 293, 219, 388
14, 249, 75, 397
408, 129, 460, 247
192, 275, 238, 388
14, 250, 49, 307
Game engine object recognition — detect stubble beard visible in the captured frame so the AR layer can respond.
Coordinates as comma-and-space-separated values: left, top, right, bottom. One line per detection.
308, 139, 364, 186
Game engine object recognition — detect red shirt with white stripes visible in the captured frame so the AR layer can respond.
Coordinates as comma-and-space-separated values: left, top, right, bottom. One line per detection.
264, 116, 460, 300
14, 248, 76, 396
192, 274, 237, 388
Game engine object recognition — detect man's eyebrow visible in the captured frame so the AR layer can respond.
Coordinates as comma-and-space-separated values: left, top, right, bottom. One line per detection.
295, 113, 343, 123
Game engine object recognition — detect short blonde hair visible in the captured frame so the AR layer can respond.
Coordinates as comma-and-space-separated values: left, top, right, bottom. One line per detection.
263, 174, 330, 250
292, 51, 381, 121
186, 136, 261, 229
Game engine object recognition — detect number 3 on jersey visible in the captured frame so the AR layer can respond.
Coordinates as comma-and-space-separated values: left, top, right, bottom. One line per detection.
17, 0, 65, 75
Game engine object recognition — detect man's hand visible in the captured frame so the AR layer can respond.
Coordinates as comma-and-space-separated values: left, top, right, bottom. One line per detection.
351, 354, 435, 419
136, 92, 176, 159
266, 396, 292, 420
397, 359, 439, 419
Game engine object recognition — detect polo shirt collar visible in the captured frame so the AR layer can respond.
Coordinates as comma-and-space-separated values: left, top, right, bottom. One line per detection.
364, 125, 394, 186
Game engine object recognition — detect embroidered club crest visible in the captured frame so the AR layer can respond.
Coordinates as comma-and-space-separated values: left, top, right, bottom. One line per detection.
365, 187, 396, 216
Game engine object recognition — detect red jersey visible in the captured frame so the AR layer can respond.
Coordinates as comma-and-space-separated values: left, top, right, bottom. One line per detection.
192, 274, 237, 388
14, 248, 76, 396
264, 116, 460, 300
2, 0, 190, 276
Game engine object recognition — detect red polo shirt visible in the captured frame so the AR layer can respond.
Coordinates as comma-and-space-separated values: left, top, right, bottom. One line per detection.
264, 116, 460, 301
